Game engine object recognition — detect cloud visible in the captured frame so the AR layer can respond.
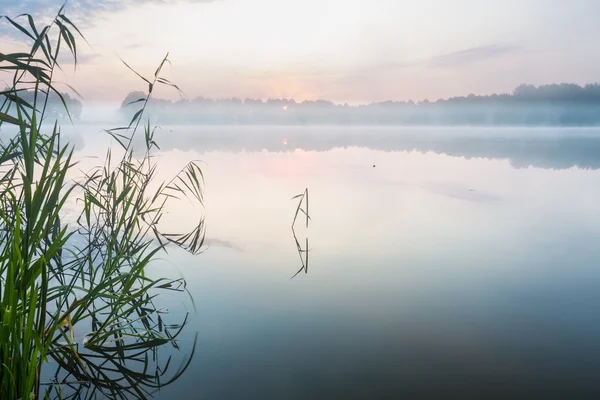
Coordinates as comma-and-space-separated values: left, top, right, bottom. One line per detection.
427, 44, 518, 68
419, 182, 501, 203
2, 0, 218, 14
349, 44, 518, 76
326, 44, 519, 86
1, 0, 218, 45
122, 43, 148, 50
206, 238, 243, 252
57, 51, 102, 65
69, 0, 219, 20
1, 0, 218, 25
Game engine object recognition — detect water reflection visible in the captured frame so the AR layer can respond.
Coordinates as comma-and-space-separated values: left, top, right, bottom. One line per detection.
10, 124, 600, 170
62, 126, 600, 398
129, 126, 600, 170
41, 291, 197, 399
291, 233, 309, 279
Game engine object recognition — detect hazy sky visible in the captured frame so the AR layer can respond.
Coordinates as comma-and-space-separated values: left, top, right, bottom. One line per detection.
2, 0, 600, 103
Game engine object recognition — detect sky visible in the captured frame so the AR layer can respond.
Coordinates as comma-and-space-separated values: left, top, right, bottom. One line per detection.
1, 0, 600, 104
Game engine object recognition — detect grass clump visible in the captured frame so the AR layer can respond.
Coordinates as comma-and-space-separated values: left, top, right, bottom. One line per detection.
1, 3, 204, 399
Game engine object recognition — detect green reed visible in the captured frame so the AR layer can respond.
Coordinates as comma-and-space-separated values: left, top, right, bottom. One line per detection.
1, 3, 203, 399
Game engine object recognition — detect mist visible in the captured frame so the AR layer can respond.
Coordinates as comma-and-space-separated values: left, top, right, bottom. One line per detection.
112, 83, 600, 127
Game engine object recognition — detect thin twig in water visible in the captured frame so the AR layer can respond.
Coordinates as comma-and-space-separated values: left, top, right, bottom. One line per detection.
291, 188, 310, 229
290, 189, 311, 279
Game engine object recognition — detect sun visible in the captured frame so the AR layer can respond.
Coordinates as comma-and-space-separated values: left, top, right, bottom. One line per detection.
264, 75, 316, 101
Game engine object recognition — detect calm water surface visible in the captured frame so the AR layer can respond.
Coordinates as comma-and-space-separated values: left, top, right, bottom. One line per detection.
70, 127, 600, 399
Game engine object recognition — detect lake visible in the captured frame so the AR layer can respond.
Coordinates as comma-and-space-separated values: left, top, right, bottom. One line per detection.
60, 126, 600, 398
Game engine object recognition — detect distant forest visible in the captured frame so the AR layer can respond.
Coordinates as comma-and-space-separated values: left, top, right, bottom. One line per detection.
2, 89, 83, 120
120, 83, 600, 126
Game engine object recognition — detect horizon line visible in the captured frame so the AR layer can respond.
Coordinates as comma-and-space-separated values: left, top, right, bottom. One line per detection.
112, 81, 600, 108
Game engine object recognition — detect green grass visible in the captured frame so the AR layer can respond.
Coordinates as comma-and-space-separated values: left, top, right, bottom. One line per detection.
0, 3, 204, 399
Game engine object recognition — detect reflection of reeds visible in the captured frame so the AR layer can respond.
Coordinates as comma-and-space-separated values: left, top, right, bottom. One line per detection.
290, 189, 310, 279
43, 321, 199, 399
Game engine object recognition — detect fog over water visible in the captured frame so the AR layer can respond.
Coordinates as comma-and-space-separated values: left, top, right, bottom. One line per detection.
8, 119, 600, 398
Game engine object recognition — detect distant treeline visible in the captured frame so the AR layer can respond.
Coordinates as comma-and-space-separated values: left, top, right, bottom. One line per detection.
120, 83, 600, 126
2, 89, 83, 120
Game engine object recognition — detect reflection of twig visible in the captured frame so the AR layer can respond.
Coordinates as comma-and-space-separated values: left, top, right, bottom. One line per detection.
290, 229, 309, 279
